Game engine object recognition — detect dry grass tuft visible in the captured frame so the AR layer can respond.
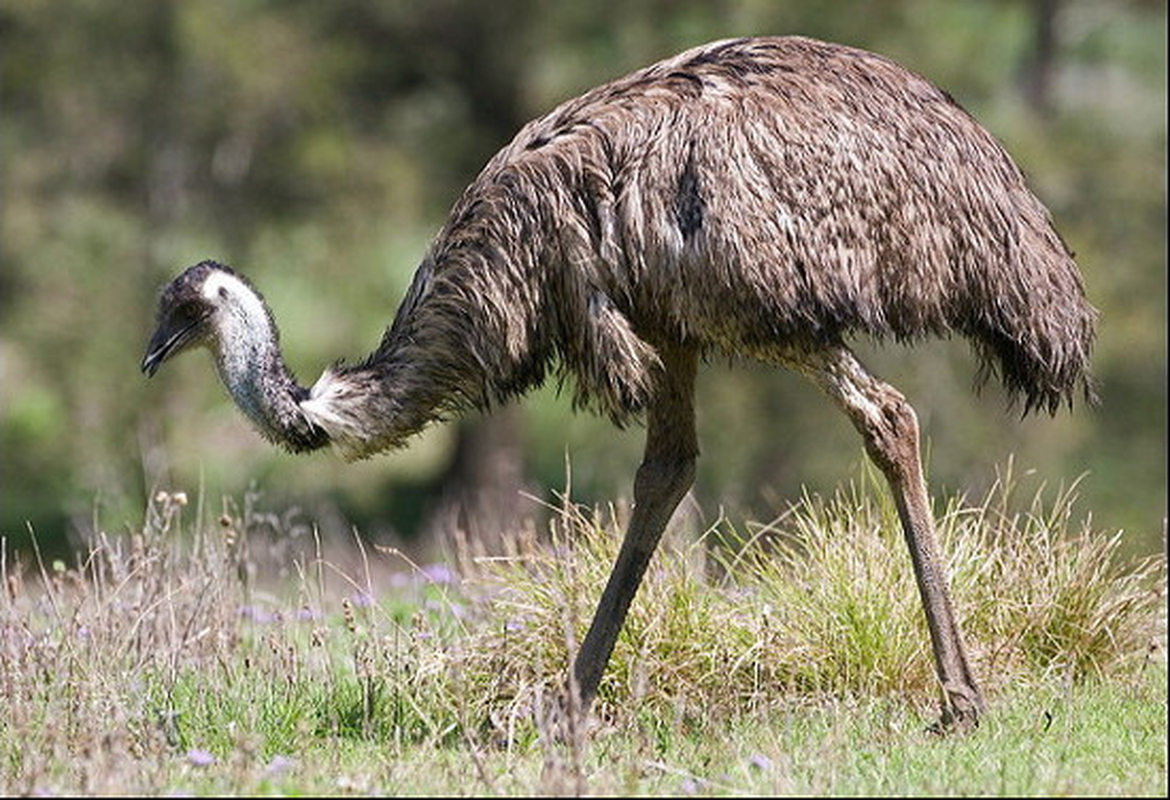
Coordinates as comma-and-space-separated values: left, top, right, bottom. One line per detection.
453, 463, 1165, 730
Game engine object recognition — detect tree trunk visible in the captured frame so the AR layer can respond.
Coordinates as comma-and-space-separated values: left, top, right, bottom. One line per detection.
422, 405, 536, 555
1022, 0, 1063, 117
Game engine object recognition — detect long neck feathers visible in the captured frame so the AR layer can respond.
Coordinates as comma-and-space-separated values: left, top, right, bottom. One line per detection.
298, 252, 518, 461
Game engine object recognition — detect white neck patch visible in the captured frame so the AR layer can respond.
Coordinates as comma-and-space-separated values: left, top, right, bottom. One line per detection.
201, 269, 276, 358
202, 269, 270, 325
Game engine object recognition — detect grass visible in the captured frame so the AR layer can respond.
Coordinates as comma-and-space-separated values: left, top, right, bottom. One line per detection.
0, 466, 1164, 795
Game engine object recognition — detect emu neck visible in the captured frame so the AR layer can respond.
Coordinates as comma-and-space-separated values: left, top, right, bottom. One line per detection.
212, 302, 327, 453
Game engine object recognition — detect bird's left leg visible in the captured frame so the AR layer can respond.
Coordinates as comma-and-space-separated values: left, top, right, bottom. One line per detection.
572, 344, 700, 714
798, 345, 985, 731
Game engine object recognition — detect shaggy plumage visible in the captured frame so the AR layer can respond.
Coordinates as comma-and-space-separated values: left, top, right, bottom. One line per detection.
144, 36, 1097, 728
289, 36, 1095, 459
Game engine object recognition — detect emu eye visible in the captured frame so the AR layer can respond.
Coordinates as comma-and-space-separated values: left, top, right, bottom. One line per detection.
174, 302, 202, 324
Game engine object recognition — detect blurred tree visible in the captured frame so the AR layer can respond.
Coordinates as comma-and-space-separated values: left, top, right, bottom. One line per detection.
1021, 0, 1063, 116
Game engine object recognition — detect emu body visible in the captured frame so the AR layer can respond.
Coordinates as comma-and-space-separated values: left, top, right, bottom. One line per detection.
143, 36, 1096, 728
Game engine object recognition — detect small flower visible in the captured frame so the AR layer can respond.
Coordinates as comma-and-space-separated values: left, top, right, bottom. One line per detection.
349, 591, 375, 608
265, 755, 295, 776
238, 605, 277, 624
421, 563, 457, 585
748, 753, 772, 771
186, 748, 215, 767
295, 606, 321, 622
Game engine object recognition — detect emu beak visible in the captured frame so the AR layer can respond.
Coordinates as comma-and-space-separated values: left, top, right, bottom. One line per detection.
141, 316, 202, 377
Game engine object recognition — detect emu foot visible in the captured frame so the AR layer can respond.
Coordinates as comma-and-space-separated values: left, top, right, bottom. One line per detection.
928, 704, 979, 736
927, 683, 985, 736
536, 683, 593, 746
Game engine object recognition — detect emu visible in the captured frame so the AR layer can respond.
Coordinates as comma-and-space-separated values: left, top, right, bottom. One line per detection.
142, 36, 1096, 729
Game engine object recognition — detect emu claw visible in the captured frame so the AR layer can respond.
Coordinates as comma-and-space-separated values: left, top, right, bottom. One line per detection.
927, 691, 983, 736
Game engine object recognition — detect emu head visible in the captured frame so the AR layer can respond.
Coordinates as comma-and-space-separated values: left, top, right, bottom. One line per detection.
142, 260, 271, 377
142, 260, 330, 452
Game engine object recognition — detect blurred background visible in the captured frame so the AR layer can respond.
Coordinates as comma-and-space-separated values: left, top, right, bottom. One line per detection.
1, 0, 1165, 562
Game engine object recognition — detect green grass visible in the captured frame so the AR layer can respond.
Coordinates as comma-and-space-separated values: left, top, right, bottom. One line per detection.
1, 468, 1164, 795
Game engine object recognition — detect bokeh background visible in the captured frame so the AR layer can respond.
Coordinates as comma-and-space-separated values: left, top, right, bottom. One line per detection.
1, 0, 1165, 561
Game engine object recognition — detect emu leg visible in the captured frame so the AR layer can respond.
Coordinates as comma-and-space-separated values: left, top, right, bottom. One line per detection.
573, 346, 699, 712
802, 346, 985, 729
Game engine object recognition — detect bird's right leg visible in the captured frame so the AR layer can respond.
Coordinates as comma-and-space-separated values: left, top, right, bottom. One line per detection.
572, 344, 699, 714
799, 346, 985, 731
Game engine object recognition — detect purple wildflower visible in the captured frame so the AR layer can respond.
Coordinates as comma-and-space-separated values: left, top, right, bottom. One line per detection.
186, 748, 215, 767
239, 605, 277, 624
265, 755, 295, 776
421, 563, 457, 585
349, 591, 375, 608
748, 753, 772, 771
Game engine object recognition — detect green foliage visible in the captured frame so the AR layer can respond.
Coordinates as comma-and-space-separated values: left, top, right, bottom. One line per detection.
1, 0, 1165, 557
